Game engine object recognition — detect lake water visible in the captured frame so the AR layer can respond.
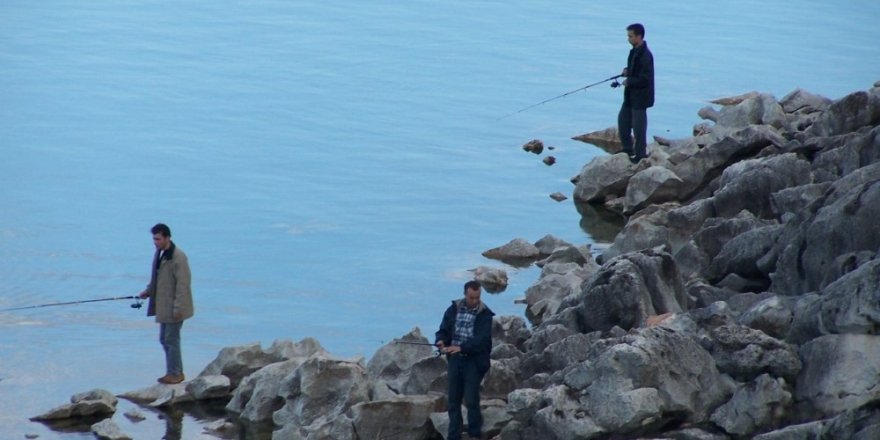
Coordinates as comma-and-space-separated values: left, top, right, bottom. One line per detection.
1, 1, 878, 438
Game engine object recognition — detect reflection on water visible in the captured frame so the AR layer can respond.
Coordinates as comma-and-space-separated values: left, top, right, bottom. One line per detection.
575, 201, 627, 246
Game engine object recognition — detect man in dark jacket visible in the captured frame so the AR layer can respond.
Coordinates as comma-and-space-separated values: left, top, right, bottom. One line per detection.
617, 23, 655, 163
436, 280, 495, 440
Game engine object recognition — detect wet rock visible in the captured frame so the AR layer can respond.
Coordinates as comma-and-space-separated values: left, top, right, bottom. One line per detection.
32, 389, 118, 421
623, 166, 685, 214
122, 409, 145, 423
273, 357, 370, 432
470, 266, 508, 293
522, 139, 544, 154
367, 327, 434, 395
710, 374, 792, 437
572, 126, 622, 153
350, 395, 442, 440
481, 238, 541, 265
533, 234, 573, 255
186, 375, 231, 400
549, 192, 567, 202
572, 153, 643, 203
796, 334, 880, 417
571, 249, 689, 332
118, 383, 190, 407
91, 419, 131, 440
543, 155, 556, 166
705, 325, 801, 382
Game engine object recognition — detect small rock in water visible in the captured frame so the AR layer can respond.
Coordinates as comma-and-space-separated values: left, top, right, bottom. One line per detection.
471, 266, 509, 293
522, 139, 544, 154
91, 419, 131, 440
123, 409, 146, 423
874, 80, 880, 87
548, 146, 556, 150
549, 192, 568, 202
25, 434, 39, 439
543, 156, 556, 166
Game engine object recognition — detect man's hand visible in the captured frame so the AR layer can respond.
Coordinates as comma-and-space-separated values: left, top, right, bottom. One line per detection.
622, 68, 628, 77
442, 345, 461, 354
138, 290, 149, 299
435, 340, 446, 349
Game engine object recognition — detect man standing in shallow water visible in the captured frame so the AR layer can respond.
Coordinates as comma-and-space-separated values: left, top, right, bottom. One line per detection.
436, 280, 495, 440
617, 22, 655, 163
139, 223, 193, 385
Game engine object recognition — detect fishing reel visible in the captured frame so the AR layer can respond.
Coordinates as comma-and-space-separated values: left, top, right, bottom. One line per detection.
610, 79, 622, 88
131, 298, 144, 309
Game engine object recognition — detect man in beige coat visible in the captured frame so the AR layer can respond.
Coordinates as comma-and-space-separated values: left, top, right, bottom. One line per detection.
139, 223, 193, 384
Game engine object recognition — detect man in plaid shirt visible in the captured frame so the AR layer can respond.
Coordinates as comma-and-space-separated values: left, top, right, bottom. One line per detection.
436, 281, 495, 440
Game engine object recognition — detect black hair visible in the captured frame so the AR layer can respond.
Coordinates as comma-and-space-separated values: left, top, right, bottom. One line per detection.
627, 23, 645, 38
151, 223, 172, 238
464, 280, 482, 294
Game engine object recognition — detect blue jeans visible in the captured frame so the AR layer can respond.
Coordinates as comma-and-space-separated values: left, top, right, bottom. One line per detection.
447, 355, 484, 440
159, 322, 183, 376
618, 103, 648, 159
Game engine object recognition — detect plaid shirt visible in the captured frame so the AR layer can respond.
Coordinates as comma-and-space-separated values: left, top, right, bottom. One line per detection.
452, 305, 478, 346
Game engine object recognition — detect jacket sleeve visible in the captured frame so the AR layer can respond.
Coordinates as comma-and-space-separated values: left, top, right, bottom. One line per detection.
628, 50, 653, 89
172, 253, 192, 317
460, 313, 492, 355
435, 306, 453, 345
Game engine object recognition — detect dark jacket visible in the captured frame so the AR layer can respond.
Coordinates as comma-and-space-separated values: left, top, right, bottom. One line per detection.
146, 241, 194, 323
624, 41, 655, 109
435, 299, 495, 374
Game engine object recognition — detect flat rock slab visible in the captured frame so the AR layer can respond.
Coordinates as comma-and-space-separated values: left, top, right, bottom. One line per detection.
31, 389, 118, 421
118, 383, 192, 407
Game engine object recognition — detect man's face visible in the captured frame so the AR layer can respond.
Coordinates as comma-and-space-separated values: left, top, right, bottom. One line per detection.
464, 287, 482, 308
153, 233, 171, 250
627, 30, 642, 47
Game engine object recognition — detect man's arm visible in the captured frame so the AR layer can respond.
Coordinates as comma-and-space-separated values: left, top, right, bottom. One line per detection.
435, 306, 453, 348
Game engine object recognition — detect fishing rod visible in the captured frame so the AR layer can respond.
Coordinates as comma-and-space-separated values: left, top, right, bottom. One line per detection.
392, 339, 442, 356
498, 73, 624, 120
0, 295, 143, 312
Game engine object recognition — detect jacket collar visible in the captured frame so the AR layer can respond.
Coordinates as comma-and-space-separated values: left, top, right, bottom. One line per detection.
454, 298, 487, 315
159, 241, 177, 261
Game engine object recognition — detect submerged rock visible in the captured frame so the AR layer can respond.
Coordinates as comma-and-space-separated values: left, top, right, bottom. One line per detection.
91, 419, 131, 440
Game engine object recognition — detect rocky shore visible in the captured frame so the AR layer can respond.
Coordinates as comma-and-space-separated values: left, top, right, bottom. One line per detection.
32, 81, 880, 440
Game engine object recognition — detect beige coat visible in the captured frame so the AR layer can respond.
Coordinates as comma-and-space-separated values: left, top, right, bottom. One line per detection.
146, 242, 194, 323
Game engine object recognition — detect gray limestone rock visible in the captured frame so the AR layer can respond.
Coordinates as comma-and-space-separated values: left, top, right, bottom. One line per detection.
32, 389, 118, 421
796, 334, 880, 417
710, 374, 792, 436
91, 419, 131, 440
705, 324, 801, 382
350, 395, 442, 440
624, 166, 685, 214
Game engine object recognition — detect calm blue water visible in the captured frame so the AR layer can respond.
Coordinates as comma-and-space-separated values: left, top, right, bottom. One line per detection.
2, 1, 878, 437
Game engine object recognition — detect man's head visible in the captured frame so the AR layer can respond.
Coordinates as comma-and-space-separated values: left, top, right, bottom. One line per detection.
627, 23, 645, 47
463, 280, 482, 308
151, 223, 172, 251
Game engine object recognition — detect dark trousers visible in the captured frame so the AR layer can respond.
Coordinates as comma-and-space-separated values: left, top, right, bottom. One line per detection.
447, 355, 484, 440
618, 103, 648, 159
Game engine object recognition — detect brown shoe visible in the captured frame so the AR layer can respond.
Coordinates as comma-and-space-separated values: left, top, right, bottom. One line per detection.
157, 374, 185, 384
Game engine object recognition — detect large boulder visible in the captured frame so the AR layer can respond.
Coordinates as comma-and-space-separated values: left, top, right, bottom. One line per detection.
524, 270, 585, 326
737, 295, 798, 339
818, 398, 880, 440
572, 126, 623, 153
811, 125, 880, 180
492, 315, 531, 351
710, 374, 792, 437
712, 153, 813, 219
770, 182, 832, 220
367, 327, 434, 394
572, 249, 690, 333
623, 166, 685, 214
563, 327, 731, 431
704, 224, 782, 282
199, 338, 325, 388
32, 389, 118, 421
753, 421, 825, 440
787, 260, 880, 344
572, 153, 643, 203
399, 355, 447, 395
431, 399, 513, 440
780, 88, 832, 114
704, 325, 801, 382
795, 334, 880, 417
350, 395, 442, 440
227, 358, 306, 423
273, 357, 371, 434
694, 210, 771, 260
525, 385, 604, 440
481, 238, 541, 265
806, 90, 880, 138
771, 163, 880, 295
671, 125, 786, 200
602, 203, 679, 261
185, 375, 231, 400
